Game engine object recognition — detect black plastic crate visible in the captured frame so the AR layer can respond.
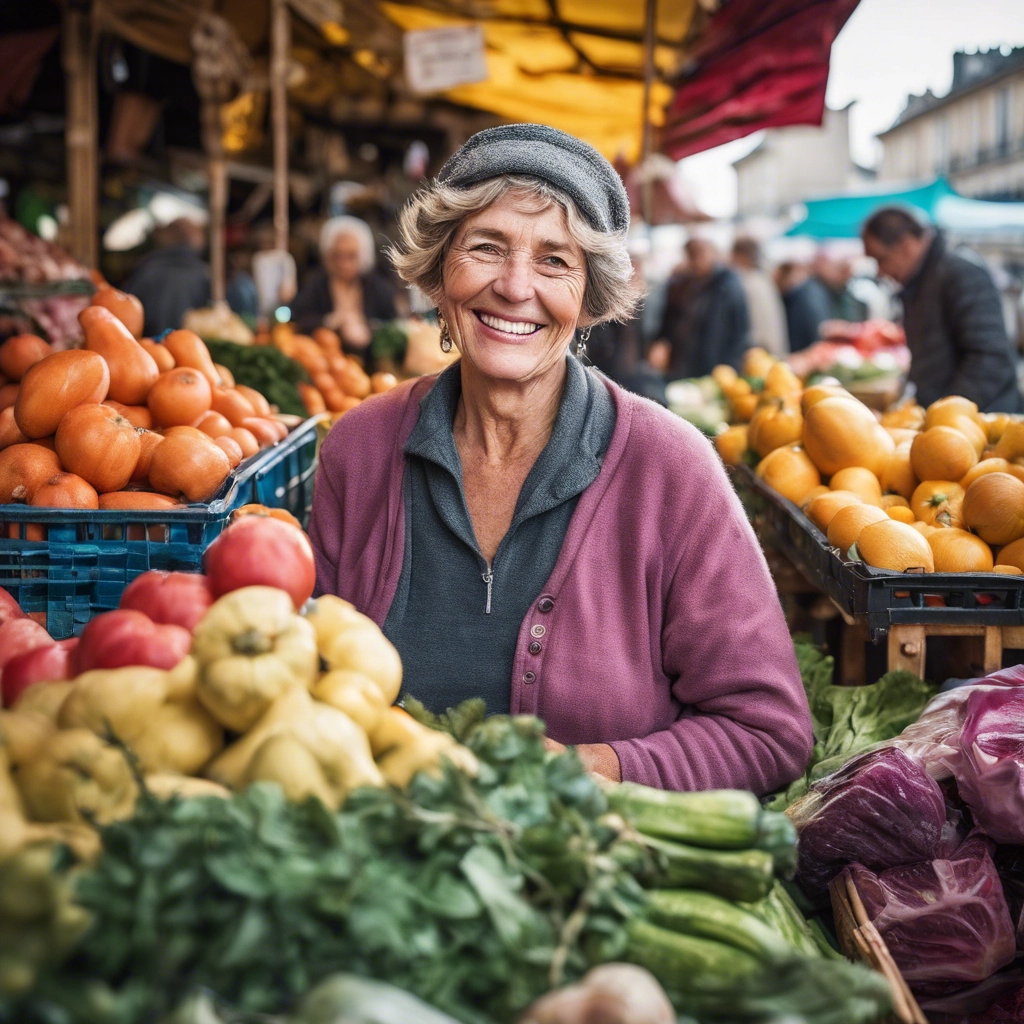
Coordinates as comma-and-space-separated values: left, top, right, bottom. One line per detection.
729, 463, 1024, 639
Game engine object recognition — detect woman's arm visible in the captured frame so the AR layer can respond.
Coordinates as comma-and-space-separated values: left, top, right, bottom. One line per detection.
609, 439, 813, 795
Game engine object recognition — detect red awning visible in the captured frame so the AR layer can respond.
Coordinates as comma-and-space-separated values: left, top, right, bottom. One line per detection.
661, 0, 860, 159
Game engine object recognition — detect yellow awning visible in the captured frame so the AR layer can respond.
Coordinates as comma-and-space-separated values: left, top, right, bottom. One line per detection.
378, 1, 700, 161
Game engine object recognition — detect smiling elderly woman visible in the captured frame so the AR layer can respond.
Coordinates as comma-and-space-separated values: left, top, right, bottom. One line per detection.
309, 125, 812, 793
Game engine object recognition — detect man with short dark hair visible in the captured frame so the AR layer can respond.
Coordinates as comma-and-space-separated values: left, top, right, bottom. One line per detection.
650, 237, 751, 378
862, 206, 1020, 412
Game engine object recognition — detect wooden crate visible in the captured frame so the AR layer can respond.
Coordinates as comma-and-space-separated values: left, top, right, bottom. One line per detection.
829, 873, 928, 1024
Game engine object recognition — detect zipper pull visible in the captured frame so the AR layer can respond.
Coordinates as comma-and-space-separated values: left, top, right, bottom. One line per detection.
482, 569, 493, 615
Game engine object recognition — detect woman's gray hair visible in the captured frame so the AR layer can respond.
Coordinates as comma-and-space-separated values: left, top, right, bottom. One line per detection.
319, 215, 376, 273
389, 175, 643, 324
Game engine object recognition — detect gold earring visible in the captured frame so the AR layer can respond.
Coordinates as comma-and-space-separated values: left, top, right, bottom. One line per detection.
438, 315, 453, 353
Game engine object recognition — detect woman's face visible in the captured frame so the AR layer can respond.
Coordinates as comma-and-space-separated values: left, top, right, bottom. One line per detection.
442, 192, 587, 384
325, 232, 362, 283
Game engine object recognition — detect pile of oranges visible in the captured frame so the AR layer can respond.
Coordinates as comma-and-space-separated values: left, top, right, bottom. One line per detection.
0, 285, 298, 527
254, 323, 398, 418
715, 348, 1024, 576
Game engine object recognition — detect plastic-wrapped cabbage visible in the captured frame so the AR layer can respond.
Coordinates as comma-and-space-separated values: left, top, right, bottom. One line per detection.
845, 834, 1016, 997
953, 684, 1024, 845
789, 747, 961, 904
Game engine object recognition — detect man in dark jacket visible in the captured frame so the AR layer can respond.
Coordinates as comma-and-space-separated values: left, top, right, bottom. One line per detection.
650, 237, 751, 379
125, 218, 210, 337
862, 207, 1021, 412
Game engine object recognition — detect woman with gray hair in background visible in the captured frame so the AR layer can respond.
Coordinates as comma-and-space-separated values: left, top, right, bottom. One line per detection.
308, 125, 812, 793
291, 214, 397, 347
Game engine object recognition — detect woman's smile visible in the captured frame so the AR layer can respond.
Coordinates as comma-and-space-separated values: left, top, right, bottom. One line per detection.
473, 309, 546, 340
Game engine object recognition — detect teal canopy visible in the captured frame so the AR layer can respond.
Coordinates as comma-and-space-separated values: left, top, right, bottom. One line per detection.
785, 177, 1024, 239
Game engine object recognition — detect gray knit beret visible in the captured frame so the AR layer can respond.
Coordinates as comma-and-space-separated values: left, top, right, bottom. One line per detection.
437, 124, 630, 235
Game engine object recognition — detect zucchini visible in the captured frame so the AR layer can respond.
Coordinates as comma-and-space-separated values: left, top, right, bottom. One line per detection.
624, 918, 761, 995
644, 889, 790, 964
753, 810, 798, 878
743, 882, 823, 959
607, 784, 761, 849
643, 834, 775, 903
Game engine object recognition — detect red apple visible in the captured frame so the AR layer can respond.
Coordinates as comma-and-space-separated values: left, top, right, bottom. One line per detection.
75, 609, 191, 673
0, 618, 54, 704
120, 570, 213, 631
1, 638, 77, 707
0, 586, 25, 627
203, 515, 316, 610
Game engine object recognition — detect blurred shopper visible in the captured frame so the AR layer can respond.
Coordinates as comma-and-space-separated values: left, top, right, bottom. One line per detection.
862, 207, 1021, 412
650, 237, 750, 378
804, 250, 867, 327
125, 218, 210, 336
776, 262, 818, 353
731, 237, 787, 356
291, 215, 397, 349
226, 247, 259, 323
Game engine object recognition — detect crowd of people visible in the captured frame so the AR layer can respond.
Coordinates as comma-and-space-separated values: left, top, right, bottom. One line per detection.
122, 203, 1024, 415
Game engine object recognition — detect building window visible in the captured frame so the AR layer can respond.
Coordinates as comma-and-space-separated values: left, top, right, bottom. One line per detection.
995, 88, 1011, 154
935, 116, 950, 172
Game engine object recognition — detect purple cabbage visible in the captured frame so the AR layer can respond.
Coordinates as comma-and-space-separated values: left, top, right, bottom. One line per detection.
953, 685, 1024, 844
790, 746, 961, 904
846, 834, 1017, 997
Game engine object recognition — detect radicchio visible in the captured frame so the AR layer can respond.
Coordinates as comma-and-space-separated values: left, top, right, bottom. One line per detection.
954, 685, 1024, 845
846, 834, 1017, 997
789, 746, 961, 904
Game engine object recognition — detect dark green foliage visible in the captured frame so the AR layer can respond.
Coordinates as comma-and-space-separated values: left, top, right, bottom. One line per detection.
204, 340, 309, 417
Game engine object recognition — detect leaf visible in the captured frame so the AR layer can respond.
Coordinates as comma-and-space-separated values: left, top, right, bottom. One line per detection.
459, 846, 549, 949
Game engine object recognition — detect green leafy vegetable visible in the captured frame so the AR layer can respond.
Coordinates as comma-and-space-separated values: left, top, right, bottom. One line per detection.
204, 340, 309, 416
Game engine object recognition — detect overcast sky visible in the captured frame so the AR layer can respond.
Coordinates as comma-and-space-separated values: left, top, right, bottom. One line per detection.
678, 0, 1024, 218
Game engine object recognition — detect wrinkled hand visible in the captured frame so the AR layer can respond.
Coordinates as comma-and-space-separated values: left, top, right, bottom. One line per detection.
542, 737, 621, 782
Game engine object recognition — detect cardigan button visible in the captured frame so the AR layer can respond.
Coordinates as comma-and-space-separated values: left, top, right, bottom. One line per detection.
523, 671, 536, 684
538, 596, 554, 613
529, 641, 542, 655
530, 624, 546, 638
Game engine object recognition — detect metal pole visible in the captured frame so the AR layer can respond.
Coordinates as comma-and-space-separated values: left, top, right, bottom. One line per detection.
208, 151, 227, 302
62, 2, 99, 267
271, 0, 291, 252
640, 0, 657, 228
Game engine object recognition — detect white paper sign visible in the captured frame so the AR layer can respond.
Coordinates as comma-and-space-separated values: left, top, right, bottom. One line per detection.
404, 25, 487, 95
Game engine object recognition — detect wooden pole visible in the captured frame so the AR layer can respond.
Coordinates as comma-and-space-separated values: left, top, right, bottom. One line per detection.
62, 2, 98, 268
208, 151, 227, 303
640, 0, 657, 228
271, 0, 291, 252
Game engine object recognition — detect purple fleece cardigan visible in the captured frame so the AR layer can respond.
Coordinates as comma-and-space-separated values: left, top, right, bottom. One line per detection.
309, 373, 813, 793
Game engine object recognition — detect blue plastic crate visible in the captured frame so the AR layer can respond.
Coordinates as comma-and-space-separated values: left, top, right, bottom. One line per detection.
0, 416, 323, 638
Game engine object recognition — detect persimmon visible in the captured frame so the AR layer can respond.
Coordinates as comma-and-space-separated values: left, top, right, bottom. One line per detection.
911, 426, 978, 482
210, 387, 256, 427
29, 472, 99, 510
0, 444, 61, 503
804, 490, 862, 532
90, 284, 144, 338
103, 401, 153, 430
370, 372, 398, 394
826, 503, 888, 557
298, 383, 326, 416
214, 364, 235, 388
225, 427, 259, 458
14, 350, 109, 438
235, 384, 271, 417
148, 431, 232, 503
55, 403, 142, 493
140, 339, 175, 372
147, 368, 213, 427
98, 491, 182, 511
858, 519, 935, 572
962, 472, 1024, 546
0, 407, 28, 451
927, 529, 993, 573
232, 503, 302, 530
196, 411, 233, 438
803, 397, 895, 477
80, 305, 159, 404
213, 435, 243, 467
130, 430, 164, 484
0, 334, 50, 381
240, 417, 278, 447
313, 327, 341, 352
161, 330, 220, 387
755, 445, 821, 505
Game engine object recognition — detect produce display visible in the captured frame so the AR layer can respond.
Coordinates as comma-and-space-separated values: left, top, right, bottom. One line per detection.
0, 292, 309, 521
0, 218, 90, 351
715, 346, 1024, 575
786, 319, 909, 386
784, 659, 1024, 1008
250, 322, 399, 418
